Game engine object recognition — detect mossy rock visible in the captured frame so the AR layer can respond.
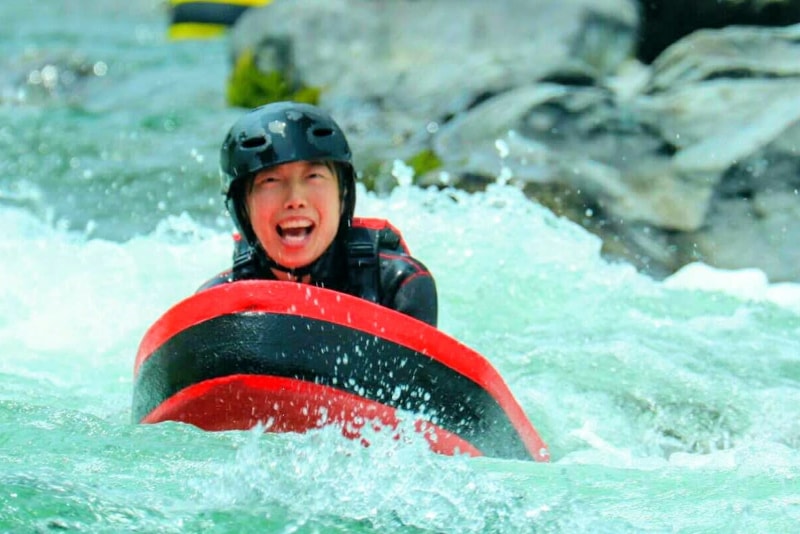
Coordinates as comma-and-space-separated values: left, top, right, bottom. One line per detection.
226, 49, 321, 108
405, 149, 442, 177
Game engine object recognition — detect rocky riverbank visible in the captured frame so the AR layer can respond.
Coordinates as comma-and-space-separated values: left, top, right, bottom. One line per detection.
228, 0, 800, 281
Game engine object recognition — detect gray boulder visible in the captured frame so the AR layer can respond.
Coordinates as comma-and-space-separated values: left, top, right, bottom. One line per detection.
230, 2, 800, 281
232, 0, 638, 169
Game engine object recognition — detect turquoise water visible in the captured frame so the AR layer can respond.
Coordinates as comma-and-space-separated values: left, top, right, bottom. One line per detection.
2, 2, 800, 532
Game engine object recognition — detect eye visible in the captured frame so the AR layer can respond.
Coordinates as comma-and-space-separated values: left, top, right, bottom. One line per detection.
307, 164, 331, 180
253, 174, 279, 187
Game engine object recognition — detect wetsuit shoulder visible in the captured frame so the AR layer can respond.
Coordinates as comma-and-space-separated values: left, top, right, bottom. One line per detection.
348, 217, 438, 326
196, 270, 233, 293
378, 249, 438, 327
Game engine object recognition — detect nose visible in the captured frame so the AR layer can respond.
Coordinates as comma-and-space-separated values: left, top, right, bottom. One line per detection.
284, 180, 307, 209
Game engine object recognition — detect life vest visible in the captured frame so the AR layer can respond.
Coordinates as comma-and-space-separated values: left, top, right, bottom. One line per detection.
344, 217, 411, 303
230, 217, 411, 303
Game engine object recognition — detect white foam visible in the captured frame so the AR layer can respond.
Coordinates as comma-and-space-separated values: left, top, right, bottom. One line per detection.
664, 262, 800, 314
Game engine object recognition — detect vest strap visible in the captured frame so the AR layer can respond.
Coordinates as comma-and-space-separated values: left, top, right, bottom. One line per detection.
346, 226, 380, 303
232, 255, 256, 280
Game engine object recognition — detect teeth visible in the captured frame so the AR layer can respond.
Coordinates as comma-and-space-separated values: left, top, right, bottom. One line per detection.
277, 219, 313, 240
281, 220, 310, 230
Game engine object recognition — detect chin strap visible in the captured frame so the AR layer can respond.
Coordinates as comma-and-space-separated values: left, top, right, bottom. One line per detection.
230, 220, 402, 303
265, 258, 314, 279
231, 241, 315, 281
231, 233, 341, 284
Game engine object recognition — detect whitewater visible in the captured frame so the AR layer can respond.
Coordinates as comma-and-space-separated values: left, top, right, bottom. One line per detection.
1, 1, 799, 532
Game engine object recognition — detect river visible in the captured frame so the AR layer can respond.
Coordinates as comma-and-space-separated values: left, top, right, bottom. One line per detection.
1, 1, 799, 532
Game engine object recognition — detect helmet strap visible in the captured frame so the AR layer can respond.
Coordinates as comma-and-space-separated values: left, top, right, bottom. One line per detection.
264, 257, 315, 279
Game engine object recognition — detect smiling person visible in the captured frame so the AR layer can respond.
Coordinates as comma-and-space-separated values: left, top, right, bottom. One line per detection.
199, 101, 438, 327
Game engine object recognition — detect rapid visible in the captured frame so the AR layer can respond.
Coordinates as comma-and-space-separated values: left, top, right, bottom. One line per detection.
1, 1, 799, 532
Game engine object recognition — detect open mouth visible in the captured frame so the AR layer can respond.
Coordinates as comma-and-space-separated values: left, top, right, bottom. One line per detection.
277, 220, 314, 244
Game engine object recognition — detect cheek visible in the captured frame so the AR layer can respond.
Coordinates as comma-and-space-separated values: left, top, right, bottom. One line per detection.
324, 196, 342, 226
246, 194, 275, 232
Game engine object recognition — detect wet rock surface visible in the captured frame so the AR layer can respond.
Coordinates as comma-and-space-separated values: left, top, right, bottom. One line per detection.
231, 0, 800, 281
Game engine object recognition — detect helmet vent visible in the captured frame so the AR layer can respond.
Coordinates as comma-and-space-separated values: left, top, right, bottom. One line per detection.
241, 136, 268, 148
311, 127, 334, 138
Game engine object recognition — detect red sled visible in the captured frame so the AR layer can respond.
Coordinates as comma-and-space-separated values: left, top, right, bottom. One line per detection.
133, 281, 549, 462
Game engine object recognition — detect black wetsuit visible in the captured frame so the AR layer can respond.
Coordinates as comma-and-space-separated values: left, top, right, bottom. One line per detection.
198, 218, 438, 327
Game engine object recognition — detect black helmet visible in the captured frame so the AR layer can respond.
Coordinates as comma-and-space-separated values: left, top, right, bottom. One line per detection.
219, 101, 356, 244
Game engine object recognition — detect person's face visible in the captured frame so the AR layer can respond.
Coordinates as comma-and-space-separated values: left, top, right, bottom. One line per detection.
246, 161, 341, 270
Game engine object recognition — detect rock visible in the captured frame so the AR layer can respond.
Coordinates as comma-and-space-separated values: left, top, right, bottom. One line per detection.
429, 83, 716, 232
430, 24, 800, 280
683, 191, 800, 281
228, 3, 800, 281
635, 0, 800, 62
636, 25, 800, 279
646, 23, 800, 90
230, 0, 639, 169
